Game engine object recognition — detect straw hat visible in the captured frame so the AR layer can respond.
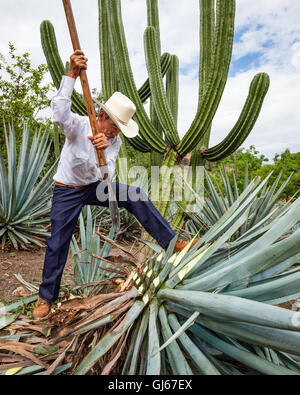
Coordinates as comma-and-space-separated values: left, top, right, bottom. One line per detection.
95, 92, 139, 138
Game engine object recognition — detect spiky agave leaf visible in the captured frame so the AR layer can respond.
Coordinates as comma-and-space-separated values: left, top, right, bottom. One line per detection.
72, 191, 300, 375
1, 191, 299, 375
8, 175, 291, 375
70, 206, 124, 295
0, 123, 55, 249
176, 165, 293, 241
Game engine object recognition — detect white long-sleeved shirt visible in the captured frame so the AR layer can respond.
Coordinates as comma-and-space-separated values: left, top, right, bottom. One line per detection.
52, 76, 122, 186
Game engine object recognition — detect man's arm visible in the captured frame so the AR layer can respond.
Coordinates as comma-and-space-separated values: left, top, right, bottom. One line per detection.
51, 51, 88, 139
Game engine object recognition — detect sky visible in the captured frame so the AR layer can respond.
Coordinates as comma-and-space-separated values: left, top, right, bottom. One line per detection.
0, 0, 300, 160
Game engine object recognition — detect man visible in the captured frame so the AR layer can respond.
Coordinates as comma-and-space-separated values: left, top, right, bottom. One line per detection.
33, 50, 199, 319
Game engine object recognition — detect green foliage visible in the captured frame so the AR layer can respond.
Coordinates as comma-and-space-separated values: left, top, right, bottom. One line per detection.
0, 43, 55, 169
209, 146, 299, 199
0, 122, 55, 250
0, 42, 54, 129
70, 206, 118, 296
259, 149, 300, 199
181, 168, 292, 243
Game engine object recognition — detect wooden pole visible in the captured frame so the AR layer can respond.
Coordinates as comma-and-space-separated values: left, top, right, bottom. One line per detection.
62, 0, 106, 166
62, 0, 120, 233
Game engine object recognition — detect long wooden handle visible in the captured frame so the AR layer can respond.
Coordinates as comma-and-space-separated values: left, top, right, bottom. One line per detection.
62, 0, 106, 166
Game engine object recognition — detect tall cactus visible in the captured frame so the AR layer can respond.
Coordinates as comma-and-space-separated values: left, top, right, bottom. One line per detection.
40, 0, 270, 228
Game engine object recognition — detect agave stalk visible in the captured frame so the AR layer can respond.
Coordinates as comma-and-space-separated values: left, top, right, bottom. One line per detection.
0, 122, 55, 249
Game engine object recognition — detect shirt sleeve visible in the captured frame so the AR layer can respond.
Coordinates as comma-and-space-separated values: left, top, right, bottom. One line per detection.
51, 76, 85, 140
105, 135, 122, 178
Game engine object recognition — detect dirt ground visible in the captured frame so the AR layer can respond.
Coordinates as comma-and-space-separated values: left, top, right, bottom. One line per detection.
0, 248, 74, 303
0, 239, 148, 304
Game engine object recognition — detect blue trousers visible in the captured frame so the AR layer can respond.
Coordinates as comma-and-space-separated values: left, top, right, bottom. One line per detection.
39, 181, 176, 302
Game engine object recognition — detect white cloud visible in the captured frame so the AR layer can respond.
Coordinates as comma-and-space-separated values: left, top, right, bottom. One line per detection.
211, 64, 300, 158
0, 0, 299, 159
212, 0, 300, 158
291, 42, 300, 67
233, 1, 300, 66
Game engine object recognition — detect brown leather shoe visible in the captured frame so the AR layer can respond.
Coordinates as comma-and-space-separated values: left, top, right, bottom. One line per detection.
33, 297, 51, 319
173, 238, 201, 253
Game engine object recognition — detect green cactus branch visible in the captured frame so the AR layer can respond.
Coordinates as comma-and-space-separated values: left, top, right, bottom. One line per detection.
144, 26, 180, 146
40, 21, 64, 89
193, 0, 215, 152
126, 133, 152, 153
40, 20, 88, 116
202, 72, 270, 162
99, 0, 150, 153
108, 0, 166, 153
99, 0, 119, 101
177, 0, 235, 156
166, 55, 179, 128
138, 52, 172, 103
146, 0, 165, 167
147, 0, 162, 56
199, 0, 215, 105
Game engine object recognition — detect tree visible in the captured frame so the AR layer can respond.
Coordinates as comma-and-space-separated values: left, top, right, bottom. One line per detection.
209, 145, 268, 189
0, 42, 54, 131
258, 149, 300, 200
209, 146, 299, 200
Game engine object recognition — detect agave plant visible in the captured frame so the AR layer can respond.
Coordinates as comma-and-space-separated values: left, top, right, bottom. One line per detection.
71, 182, 300, 375
176, 164, 295, 240
0, 184, 299, 374
0, 122, 56, 249
70, 206, 128, 296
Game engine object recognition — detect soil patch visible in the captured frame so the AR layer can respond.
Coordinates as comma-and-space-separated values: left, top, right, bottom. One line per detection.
0, 248, 74, 303
0, 239, 148, 304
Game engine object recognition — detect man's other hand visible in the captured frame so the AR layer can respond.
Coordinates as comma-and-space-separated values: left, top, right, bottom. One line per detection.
67, 50, 88, 79
88, 133, 109, 150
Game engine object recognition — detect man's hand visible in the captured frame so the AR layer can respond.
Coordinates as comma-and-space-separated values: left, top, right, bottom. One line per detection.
88, 133, 109, 150
67, 50, 88, 79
